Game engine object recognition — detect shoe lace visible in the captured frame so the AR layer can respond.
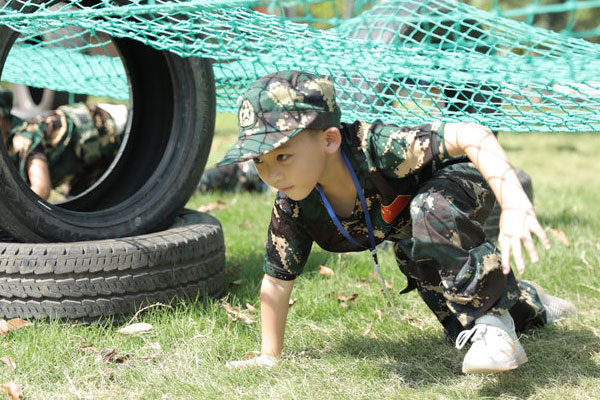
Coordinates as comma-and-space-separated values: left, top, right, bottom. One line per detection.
455, 325, 486, 350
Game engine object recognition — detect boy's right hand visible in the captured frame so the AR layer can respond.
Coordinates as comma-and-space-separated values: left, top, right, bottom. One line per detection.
226, 351, 277, 370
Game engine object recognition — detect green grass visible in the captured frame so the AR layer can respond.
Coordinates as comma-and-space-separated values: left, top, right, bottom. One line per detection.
1, 115, 599, 399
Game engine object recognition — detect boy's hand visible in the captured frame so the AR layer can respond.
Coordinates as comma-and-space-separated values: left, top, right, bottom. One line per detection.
498, 207, 550, 274
226, 351, 277, 370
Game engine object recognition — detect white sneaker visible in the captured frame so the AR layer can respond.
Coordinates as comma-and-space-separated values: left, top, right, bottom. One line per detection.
456, 313, 527, 374
522, 280, 578, 324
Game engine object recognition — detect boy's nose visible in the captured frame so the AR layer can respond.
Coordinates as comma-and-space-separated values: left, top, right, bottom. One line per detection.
268, 167, 283, 182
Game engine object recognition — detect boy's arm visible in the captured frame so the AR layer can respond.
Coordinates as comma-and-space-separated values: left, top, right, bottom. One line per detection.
442, 122, 550, 274
260, 274, 294, 356
227, 274, 294, 369
26, 156, 52, 200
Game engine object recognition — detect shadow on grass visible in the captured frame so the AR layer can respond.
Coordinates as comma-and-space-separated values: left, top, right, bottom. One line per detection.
333, 325, 600, 394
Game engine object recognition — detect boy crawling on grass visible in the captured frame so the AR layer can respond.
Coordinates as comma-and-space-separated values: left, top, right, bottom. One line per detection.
222, 70, 576, 374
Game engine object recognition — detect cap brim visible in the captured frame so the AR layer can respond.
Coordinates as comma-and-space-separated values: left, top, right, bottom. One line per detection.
216, 127, 303, 166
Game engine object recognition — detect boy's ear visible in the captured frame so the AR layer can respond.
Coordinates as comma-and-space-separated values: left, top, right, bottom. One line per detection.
322, 127, 341, 154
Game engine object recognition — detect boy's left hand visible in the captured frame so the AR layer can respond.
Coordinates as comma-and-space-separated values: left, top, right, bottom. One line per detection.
498, 207, 551, 274
226, 352, 277, 370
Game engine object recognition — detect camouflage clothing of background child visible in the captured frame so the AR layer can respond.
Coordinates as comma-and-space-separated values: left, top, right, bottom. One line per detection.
219, 71, 576, 374
0, 86, 125, 200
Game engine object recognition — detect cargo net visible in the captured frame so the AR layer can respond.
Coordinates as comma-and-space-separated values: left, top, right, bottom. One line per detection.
0, 0, 599, 132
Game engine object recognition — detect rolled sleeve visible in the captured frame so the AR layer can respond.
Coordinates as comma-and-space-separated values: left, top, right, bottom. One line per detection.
263, 197, 313, 281
369, 121, 448, 179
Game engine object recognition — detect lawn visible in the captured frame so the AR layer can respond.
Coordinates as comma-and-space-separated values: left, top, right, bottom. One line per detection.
1, 114, 598, 399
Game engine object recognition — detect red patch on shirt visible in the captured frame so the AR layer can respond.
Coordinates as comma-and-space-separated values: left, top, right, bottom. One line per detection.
381, 194, 411, 224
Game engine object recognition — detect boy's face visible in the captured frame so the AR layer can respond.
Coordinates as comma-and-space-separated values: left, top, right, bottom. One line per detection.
253, 130, 327, 201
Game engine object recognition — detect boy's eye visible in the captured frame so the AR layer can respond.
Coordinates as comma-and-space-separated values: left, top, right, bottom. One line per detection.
277, 154, 290, 162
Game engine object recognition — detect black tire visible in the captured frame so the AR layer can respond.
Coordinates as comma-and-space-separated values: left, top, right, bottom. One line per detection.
0, 210, 225, 319
0, 22, 216, 242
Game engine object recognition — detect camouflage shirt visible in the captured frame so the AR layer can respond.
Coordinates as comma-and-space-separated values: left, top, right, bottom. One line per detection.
264, 120, 461, 280
5, 103, 122, 189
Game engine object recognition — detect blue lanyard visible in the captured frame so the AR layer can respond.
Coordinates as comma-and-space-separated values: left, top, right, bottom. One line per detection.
315, 148, 379, 268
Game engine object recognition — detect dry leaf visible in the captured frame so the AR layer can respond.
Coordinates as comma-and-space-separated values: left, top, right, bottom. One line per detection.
335, 292, 358, 308
288, 298, 297, 307
374, 308, 382, 320
319, 265, 335, 277
369, 272, 392, 289
100, 348, 118, 363
245, 303, 258, 313
1, 382, 22, 400
0, 356, 15, 371
363, 326, 377, 339
116, 322, 153, 335
335, 293, 358, 302
6, 319, 31, 332
548, 227, 570, 247
230, 279, 244, 286
197, 200, 228, 213
223, 303, 254, 324
79, 344, 97, 352
100, 348, 131, 364
0, 321, 9, 337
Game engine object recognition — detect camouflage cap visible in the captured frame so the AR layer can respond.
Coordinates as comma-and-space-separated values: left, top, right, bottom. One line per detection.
217, 70, 341, 166
0, 86, 13, 119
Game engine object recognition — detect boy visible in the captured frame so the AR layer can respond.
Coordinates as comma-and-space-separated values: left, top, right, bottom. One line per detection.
221, 71, 576, 374
0, 86, 125, 200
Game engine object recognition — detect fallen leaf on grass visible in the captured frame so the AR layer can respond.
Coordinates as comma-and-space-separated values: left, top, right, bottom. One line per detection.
230, 279, 244, 286
99, 348, 131, 364
79, 344, 97, 352
197, 200, 228, 213
0, 356, 15, 371
363, 326, 377, 339
116, 322, 153, 335
319, 265, 335, 277
241, 220, 253, 229
1, 382, 22, 399
335, 293, 358, 302
0, 321, 8, 337
368, 272, 393, 289
334, 292, 358, 308
374, 308, 382, 321
223, 303, 254, 324
6, 319, 30, 332
245, 303, 258, 313
288, 298, 297, 307
547, 227, 570, 247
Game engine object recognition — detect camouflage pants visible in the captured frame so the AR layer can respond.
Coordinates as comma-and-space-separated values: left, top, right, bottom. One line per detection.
393, 162, 547, 341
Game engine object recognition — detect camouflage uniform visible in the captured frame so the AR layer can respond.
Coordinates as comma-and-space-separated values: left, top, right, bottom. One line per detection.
219, 70, 547, 341
3, 102, 122, 194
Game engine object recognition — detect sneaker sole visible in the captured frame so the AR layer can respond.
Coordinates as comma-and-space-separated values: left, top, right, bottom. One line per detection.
462, 353, 528, 374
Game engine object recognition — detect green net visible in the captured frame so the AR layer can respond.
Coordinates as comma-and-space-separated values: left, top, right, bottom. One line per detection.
0, 0, 599, 132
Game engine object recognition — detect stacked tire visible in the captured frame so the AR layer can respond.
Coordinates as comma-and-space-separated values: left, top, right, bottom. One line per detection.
0, 10, 225, 319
